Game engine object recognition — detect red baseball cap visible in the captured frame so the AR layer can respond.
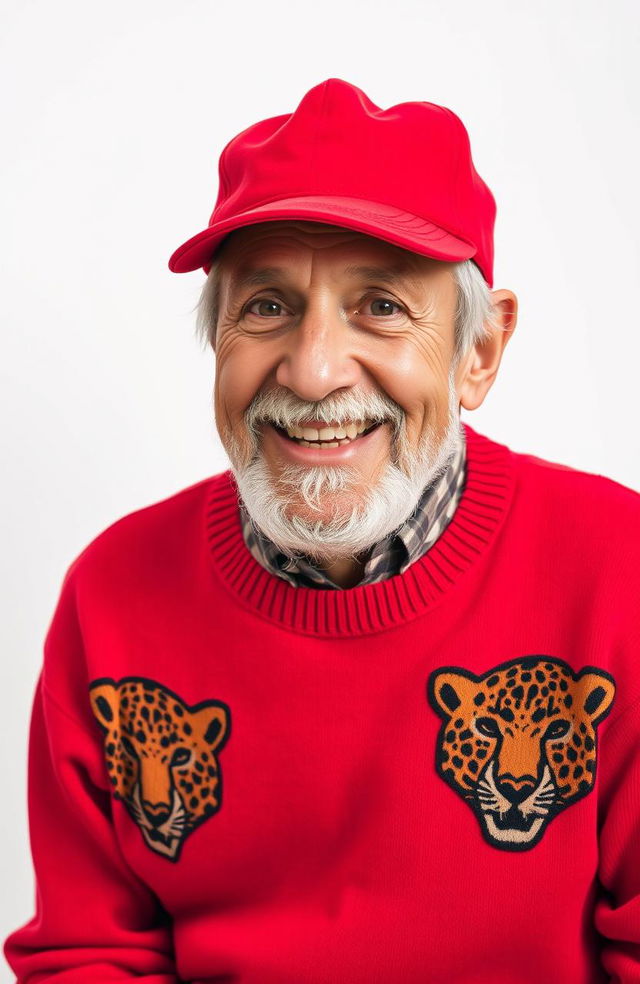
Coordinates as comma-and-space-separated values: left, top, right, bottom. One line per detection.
169, 78, 496, 287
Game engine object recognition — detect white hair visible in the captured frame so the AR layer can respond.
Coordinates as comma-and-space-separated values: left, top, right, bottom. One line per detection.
194, 254, 501, 366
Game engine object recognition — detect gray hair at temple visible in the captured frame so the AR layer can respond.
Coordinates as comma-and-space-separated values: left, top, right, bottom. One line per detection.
194, 257, 501, 368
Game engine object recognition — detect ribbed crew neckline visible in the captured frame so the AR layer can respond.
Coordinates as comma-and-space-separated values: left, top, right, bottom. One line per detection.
205, 423, 515, 637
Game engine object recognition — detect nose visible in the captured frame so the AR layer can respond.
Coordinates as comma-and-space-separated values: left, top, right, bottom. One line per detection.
495, 776, 537, 806
274, 298, 363, 402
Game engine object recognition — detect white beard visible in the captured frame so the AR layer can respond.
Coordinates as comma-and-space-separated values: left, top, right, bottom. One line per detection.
224, 367, 462, 566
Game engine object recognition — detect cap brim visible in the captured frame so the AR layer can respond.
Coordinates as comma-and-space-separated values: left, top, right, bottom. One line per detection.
168, 195, 476, 273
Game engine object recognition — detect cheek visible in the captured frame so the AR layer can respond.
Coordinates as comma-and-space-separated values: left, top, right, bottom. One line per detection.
370, 336, 451, 405
374, 361, 451, 441
214, 348, 262, 436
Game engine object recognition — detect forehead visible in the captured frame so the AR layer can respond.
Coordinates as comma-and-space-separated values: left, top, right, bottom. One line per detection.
217, 220, 447, 287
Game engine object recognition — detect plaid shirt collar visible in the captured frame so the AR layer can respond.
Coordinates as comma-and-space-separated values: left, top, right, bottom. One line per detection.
239, 423, 467, 590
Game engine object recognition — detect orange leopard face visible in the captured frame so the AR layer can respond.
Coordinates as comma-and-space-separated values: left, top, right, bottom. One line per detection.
427, 656, 616, 852
89, 677, 231, 862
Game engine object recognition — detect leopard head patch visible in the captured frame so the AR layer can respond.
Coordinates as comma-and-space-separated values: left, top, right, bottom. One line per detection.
427, 656, 615, 852
89, 676, 230, 862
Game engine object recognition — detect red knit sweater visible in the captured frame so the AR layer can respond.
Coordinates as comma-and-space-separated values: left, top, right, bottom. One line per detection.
4, 424, 640, 984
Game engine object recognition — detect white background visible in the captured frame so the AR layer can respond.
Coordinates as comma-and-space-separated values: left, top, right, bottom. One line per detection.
1, 0, 639, 970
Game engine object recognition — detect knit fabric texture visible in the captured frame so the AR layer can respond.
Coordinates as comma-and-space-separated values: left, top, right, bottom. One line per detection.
4, 424, 640, 984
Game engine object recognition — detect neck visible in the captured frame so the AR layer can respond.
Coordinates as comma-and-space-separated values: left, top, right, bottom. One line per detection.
315, 554, 367, 589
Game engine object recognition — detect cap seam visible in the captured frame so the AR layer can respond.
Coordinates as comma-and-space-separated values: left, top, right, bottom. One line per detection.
175, 194, 478, 259
229, 194, 477, 247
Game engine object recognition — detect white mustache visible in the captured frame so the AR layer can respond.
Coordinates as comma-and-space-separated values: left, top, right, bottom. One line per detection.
244, 387, 403, 440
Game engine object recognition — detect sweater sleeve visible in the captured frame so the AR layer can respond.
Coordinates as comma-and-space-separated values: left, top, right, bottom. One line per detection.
594, 695, 640, 982
3, 569, 181, 983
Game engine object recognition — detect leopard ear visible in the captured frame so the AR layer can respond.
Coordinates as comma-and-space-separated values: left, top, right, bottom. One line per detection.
577, 672, 616, 726
429, 671, 477, 718
197, 704, 229, 751
89, 682, 118, 730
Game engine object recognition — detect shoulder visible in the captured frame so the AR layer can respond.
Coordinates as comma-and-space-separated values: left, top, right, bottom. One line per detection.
467, 423, 640, 523
62, 471, 231, 590
498, 435, 640, 566
511, 440, 640, 519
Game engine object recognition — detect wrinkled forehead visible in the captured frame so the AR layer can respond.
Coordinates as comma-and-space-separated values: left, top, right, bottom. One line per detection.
221, 219, 396, 251
216, 219, 451, 290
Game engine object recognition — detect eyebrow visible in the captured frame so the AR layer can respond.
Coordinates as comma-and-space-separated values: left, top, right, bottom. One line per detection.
229, 262, 423, 294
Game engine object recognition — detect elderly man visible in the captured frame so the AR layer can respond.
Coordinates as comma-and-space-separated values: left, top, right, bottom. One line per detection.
5, 78, 640, 984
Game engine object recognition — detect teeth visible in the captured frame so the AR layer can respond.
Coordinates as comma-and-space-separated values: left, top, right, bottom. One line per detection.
318, 426, 339, 440
275, 418, 382, 450
286, 420, 372, 442
299, 440, 342, 448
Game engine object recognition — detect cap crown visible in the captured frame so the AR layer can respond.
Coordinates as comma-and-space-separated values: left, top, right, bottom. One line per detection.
211, 79, 495, 282
169, 78, 496, 286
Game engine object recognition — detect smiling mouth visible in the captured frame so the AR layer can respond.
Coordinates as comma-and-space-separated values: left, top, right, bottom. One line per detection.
270, 421, 382, 448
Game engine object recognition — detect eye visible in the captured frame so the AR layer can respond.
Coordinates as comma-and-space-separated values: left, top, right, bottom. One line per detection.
121, 735, 137, 757
243, 297, 287, 318
544, 720, 571, 740
475, 716, 502, 738
171, 748, 191, 767
361, 296, 405, 317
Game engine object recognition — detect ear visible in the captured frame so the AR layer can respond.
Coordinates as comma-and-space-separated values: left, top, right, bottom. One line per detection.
429, 670, 476, 717
576, 671, 616, 726
196, 703, 229, 751
456, 289, 518, 412
89, 682, 118, 731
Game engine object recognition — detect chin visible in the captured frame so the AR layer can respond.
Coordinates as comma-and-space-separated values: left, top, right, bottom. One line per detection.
283, 490, 364, 524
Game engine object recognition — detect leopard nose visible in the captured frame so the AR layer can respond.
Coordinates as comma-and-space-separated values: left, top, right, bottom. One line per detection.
496, 776, 537, 804
142, 800, 172, 827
